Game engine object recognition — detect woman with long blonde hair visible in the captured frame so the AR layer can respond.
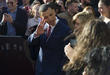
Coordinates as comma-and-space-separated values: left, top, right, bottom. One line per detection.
64, 19, 110, 75
64, 11, 95, 61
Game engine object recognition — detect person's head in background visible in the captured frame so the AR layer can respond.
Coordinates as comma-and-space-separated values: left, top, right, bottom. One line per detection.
98, 0, 110, 18
22, 0, 30, 6
56, 0, 65, 12
6, 0, 17, 12
38, 3, 56, 26
77, 19, 110, 48
31, 0, 41, 6
64, 19, 110, 72
43, 0, 54, 4
83, 45, 110, 75
64, 11, 95, 42
65, 0, 79, 16
83, 6, 95, 17
31, 4, 40, 18
75, 19, 110, 66
72, 11, 94, 36
63, 12, 94, 62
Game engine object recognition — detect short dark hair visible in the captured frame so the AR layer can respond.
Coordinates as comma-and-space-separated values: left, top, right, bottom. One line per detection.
47, 2, 61, 13
99, 0, 110, 6
38, 3, 55, 13
38, 4, 49, 13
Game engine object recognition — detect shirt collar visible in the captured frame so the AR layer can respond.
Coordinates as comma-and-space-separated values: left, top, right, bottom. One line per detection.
56, 16, 59, 25
49, 17, 59, 33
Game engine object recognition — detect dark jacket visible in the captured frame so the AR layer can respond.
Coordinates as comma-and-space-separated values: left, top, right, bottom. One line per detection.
28, 17, 72, 75
0, 7, 28, 36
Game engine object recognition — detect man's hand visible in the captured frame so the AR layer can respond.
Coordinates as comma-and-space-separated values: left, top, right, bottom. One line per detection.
5, 14, 13, 23
1, 13, 7, 23
1, 13, 13, 24
34, 18, 46, 37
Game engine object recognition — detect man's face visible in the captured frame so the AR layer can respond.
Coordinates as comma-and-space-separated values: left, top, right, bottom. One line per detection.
68, 3, 79, 16
40, 7, 56, 26
6, 0, 17, 11
98, 1, 110, 18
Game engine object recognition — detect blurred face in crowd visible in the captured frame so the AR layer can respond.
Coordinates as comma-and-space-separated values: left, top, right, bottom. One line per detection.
6, 0, 17, 11
74, 18, 81, 30
32, 4, 40, 18
22, 0, 30, 6
68, 2, 79, 16
98, 1, 110, 18
43, 0, 54, 4
56, 0, 64, 7
40, 7, 56, 26
56, 0, 65, 11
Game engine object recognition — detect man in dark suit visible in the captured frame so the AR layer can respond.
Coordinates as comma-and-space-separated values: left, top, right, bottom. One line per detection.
28, 3, 71, 75
0, 0, 28, 36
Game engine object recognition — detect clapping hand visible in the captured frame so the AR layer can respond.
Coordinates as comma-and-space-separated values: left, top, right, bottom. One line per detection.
1, 13, 13, 24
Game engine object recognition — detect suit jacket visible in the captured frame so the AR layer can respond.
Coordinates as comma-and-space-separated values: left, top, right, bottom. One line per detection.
28, 17, 72, 75
0, 7, 28, 36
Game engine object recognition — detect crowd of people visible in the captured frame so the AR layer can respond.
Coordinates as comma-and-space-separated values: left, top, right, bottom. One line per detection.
0, 0, 110, 75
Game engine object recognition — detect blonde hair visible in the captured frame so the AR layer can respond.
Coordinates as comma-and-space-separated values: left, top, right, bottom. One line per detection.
83, 6, 95, 16
72, 11, 95, 36
64, 19, 110, 73
30, 4, 40, 18
73, 12, 94, 25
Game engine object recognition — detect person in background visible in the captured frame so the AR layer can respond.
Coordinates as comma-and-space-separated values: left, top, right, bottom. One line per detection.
28, 3, 71, 75
64, 11, 95, 62
58, 0, 79, 31
98, 0, 110, 25
0, 0, 7, 21
78, 0, 92, 12
19, 0, 31, 15
64, 19, 110, 75
25, 4, 41, 37
0, 0, 28, 37
31, 0, 41, 6
56, 0, 65, 12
